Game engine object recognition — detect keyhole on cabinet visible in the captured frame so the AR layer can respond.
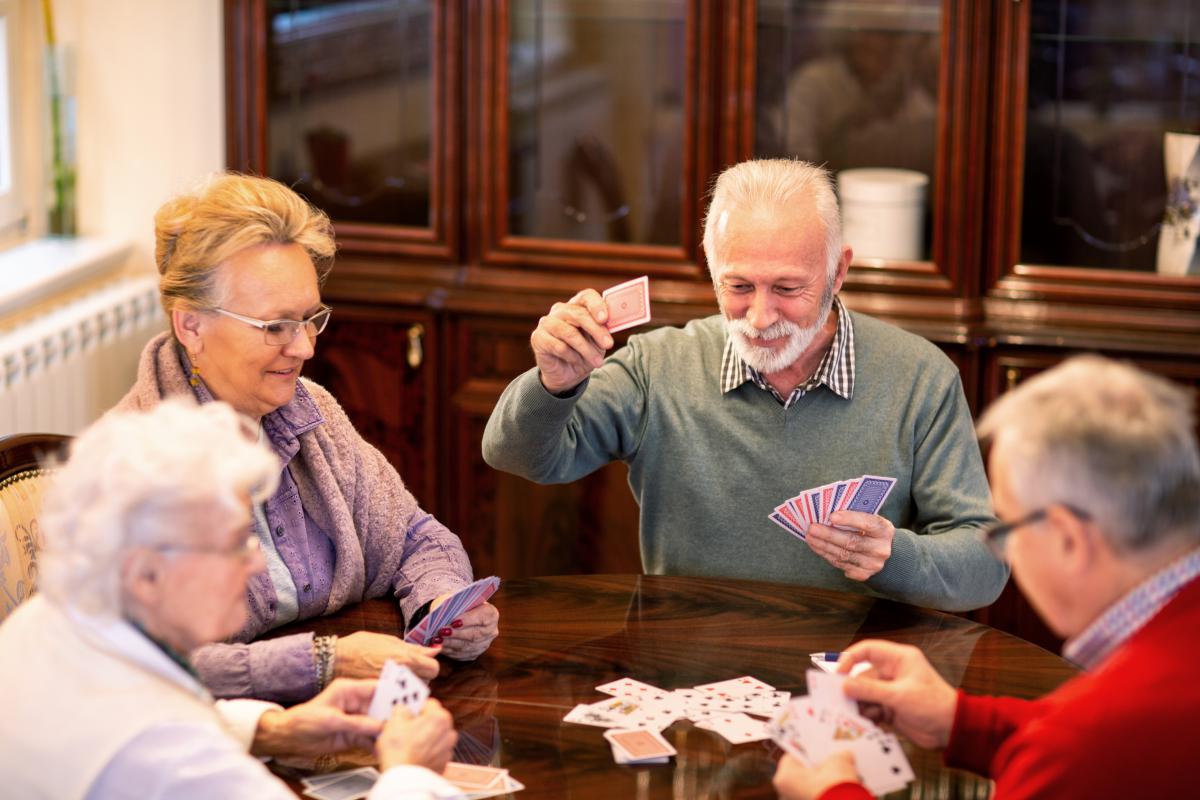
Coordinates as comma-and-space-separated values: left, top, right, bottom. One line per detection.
407, 323, 424, 369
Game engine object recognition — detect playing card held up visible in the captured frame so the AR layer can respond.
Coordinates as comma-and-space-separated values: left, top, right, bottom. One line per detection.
602, 275, 652, 333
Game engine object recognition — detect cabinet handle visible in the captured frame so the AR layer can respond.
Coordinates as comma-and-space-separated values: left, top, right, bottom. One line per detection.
406, 323, 425, 369
1005, 367, 1020, 391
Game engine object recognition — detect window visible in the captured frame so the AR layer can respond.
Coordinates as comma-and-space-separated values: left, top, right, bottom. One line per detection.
0, 0, 23, 237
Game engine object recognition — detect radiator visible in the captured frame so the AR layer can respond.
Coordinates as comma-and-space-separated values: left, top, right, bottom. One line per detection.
0, 276, 165, 436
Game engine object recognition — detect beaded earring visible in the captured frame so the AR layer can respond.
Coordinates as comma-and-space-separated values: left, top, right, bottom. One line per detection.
188, 355, 201, 388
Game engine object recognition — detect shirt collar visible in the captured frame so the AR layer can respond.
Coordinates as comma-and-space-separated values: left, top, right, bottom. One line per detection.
719, 296, 855, 406
1063, 546, 1200, 670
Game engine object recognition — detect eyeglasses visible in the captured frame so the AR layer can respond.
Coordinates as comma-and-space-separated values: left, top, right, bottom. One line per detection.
152, 532, 262, 563
211, 305, 333, 346
980, 504, 1091, 561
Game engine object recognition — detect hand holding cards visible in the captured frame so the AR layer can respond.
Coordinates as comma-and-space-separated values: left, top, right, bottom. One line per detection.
602, 275, 651, 333
405, 576, 500, 646
367, 660, 429, 721
770, 474, 896, 540
769, 670, 914, 796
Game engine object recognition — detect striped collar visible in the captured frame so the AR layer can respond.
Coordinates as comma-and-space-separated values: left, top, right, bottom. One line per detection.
719, 296, 855, 408
1064, 546, 1200, 670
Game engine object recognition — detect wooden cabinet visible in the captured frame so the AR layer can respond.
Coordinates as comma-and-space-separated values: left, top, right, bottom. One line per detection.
226, 1, 1200, 651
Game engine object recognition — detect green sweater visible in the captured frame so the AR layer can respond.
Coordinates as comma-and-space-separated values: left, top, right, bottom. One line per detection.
482, 311, 1008, 611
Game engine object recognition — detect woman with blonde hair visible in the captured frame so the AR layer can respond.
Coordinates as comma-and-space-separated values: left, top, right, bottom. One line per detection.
115, 173, 498, 704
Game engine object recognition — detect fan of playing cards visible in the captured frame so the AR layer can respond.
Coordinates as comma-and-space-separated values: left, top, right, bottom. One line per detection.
405, 576, 500, 646
770, 671, 914, 796
770, 475, 896, 540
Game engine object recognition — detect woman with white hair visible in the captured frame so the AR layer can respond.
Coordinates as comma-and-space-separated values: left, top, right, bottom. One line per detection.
0, 400, 462, 799
116, 173, 498, 704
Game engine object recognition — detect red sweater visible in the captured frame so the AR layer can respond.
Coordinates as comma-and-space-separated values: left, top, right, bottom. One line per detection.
818, 577, 1200, 799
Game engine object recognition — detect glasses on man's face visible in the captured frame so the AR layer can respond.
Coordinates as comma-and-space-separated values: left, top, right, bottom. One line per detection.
211, 305, 333, 346
980, 504, 1091, 561
152, 531, 262, 564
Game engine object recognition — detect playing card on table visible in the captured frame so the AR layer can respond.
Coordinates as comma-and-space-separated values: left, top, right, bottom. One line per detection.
695, 712, 772, 744
602, 275, 652, 333
405, 575, 500, 646
604, 728, 677, 764
694, 675, 776, 696
367, 660, 429, 721
563, 696, 678, 731
595, 677, 669, 702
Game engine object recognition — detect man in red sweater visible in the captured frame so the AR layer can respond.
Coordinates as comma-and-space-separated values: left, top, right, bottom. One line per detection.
774, 354, 1200, 799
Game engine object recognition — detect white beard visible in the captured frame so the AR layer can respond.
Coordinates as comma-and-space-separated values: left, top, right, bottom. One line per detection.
724, 297, 833, 375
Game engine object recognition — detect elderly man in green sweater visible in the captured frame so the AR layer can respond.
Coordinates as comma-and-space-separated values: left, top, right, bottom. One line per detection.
482, 159, 1007, 611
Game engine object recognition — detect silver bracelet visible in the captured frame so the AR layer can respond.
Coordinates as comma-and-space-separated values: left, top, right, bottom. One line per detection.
313, 634, 337, 692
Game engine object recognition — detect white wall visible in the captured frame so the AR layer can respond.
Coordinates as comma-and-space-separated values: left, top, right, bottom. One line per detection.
56, 0, 224, 269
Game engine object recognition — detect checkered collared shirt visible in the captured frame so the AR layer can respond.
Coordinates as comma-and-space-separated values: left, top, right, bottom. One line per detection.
719, 296, 855, 408
1064, 546, 1200, 670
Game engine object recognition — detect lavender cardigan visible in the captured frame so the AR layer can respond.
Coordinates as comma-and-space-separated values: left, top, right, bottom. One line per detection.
114, 333, 473, 703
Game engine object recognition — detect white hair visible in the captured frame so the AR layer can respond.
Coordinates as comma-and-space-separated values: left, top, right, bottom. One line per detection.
977, 355, 1200, 552
38, 399, 281, 617
702, 159, 843, 285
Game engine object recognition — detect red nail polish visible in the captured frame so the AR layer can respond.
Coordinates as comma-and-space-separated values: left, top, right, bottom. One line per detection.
431, 636, 443, 645
451, 619, 464, 629
439, 627, 453, 637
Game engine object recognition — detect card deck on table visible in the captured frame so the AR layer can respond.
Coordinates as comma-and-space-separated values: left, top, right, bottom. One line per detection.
441, 762, 509, 792
405, 575, 500, 646
604, 728, 677, 764
301, 767, 380, 800
602, 275, 652, 333
367, 659, 429, 721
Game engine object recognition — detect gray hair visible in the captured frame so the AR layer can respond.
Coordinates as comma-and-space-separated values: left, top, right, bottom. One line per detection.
977, 355, 1200, 552
38, 400, 280, 617
701, 159, 843, 285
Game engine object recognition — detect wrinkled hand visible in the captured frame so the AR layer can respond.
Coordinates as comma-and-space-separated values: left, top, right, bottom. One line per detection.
377, 698, 458, 773
805, 510, 894, 581
530, 289, 614, 394
428, 599, 499, 661
335, 631, 441, 681
773, 751, 860, 800
251, 678, 382, 758
839, 640, 957, 749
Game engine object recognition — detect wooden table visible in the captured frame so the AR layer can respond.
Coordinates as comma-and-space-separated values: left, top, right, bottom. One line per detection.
274, 574, 1078, 799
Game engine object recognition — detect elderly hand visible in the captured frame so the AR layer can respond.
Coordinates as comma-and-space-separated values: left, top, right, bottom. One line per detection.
377, 698, 458, 773
427, 598, 500, 660
251, 678, 382, 758
531, 289, 615, 395
334, 631, 441, 681
773, 751, 861, 800
838, 640, 958, 750
805, 510, 894, 581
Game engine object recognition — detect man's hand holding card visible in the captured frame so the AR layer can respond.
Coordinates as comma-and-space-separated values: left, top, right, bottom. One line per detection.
530, 277, 652, 395
768, 475, 898, 581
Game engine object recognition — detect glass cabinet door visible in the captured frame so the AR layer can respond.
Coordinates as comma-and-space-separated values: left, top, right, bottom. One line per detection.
230, 0, 458, 257
481, 0, 707, 275
754, 0, 943, 265
1019, 1, 1200, 274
